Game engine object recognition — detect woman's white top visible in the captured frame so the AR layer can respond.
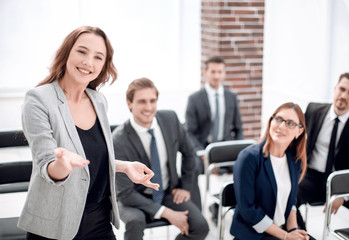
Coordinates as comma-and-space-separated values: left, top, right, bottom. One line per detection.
270, 154, 291, 227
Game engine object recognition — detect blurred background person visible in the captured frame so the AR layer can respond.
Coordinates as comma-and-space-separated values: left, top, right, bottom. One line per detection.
185, 56, 244, 224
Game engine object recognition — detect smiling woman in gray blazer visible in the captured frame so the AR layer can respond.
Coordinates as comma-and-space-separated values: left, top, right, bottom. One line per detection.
18, 26, 159, 240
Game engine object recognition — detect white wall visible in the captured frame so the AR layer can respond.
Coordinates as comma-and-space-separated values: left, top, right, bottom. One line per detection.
0, 0, 201, 130
262, 0, 349, 134
3, 0, 349, 133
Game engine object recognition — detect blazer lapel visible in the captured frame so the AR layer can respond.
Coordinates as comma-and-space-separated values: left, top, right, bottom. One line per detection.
125, 121, 151, 167
223, 89, 230, 128
337, 118, 349, 150
309, 105, 330, 153
86, 89, 115, 172
286, 151, 297, 193
53, 81, 90, 177
155, 112, 177, 183
202, 89, 212, 120
156, 114, 173, 159
263, 155, 277, 199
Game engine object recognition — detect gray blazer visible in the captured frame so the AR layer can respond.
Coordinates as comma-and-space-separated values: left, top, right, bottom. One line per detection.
112, 110, 196, 219
18, 81, 120, 240
185, 88, 244, 151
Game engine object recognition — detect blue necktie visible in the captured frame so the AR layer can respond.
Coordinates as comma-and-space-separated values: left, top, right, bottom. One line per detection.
148, 129, 164, 203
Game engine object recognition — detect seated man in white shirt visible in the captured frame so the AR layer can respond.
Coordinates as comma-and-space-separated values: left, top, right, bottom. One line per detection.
112, 78, 209, 240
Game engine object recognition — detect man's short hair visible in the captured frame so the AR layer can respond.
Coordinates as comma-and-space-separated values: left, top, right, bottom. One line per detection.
126, 77, 159, 103
205, 56, 225, 69
338, 72, 349, 83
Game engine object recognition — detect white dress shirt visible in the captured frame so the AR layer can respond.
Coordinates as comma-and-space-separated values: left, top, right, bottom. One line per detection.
270, 154, 291, 227
205, 83, 225, 142
308, 105, 349, 172
130, 116, 169, 218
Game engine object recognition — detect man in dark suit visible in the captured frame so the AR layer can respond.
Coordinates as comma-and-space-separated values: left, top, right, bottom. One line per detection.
185, 56, 244, 174
297, 72, 349, 229
185, 56, 244, 223
112, 78, 209, 240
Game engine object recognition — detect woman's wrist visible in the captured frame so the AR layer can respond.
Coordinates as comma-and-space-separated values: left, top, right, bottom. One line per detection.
47, 160, 69, 180
283, 231, 288, 240
115, 159, 128, 173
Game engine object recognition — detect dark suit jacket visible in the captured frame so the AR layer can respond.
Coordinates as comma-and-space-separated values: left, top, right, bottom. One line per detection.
305, 102, 349, 170
185, 88, 244, 151
230, 142, 301, 240
112, 110, 196, 219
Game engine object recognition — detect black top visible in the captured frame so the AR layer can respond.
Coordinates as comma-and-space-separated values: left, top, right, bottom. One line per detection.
74, 118, 115, 239
76, 118, 110, 205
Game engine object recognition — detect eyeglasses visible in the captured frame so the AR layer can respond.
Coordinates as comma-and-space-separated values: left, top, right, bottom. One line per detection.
271, 115, 303, 129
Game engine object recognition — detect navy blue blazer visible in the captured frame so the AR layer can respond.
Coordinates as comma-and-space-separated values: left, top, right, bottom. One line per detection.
230, 142, 301, 240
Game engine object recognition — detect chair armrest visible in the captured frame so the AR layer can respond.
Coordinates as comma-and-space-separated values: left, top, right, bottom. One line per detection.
0, 182, 29, 194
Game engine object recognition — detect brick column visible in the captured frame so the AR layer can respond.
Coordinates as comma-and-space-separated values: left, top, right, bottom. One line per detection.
201, 0, 264, 140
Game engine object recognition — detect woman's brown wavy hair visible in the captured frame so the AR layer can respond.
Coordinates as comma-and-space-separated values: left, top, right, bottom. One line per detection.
37, 26, 117, 90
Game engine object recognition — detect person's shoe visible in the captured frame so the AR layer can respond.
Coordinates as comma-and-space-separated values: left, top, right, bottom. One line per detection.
209, 203, 218, 225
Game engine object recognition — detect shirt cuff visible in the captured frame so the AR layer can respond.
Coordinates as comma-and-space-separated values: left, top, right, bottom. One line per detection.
344, 196, 349, 201
196, 150, 206, 157
154, 206, 165, 219
253, 215, 273, 233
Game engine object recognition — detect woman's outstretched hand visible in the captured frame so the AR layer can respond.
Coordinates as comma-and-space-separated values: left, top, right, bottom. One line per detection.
54, 148, 90, 172
48, 148, 90, 180
123, 161, 160, 190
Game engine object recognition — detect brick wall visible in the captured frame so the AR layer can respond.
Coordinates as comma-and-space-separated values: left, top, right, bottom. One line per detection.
201, 0, 264, 140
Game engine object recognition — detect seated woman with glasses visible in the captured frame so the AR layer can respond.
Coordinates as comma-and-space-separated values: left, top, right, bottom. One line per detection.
230, 102, 314, 240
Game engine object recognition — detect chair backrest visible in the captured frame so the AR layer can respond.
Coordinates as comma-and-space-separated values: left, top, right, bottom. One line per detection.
328, 169, 349, 196
0, 131, 28, 148
206, 139, 255, 164
0, 161, 32, 194
0, 161, 32, 240
220, 181, 236, 208
0, 126, 119, 149
323, 169, 349, 240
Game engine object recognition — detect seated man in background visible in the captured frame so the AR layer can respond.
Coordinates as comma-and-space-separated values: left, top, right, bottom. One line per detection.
185, 56, 244, 224
112, 78, 209, 240
297, 72, 349, 229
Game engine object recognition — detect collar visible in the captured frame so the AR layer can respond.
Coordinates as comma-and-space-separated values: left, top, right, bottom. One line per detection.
330, 105, 349, 123
130, 115, 159, 133
205, 83, 224, 96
